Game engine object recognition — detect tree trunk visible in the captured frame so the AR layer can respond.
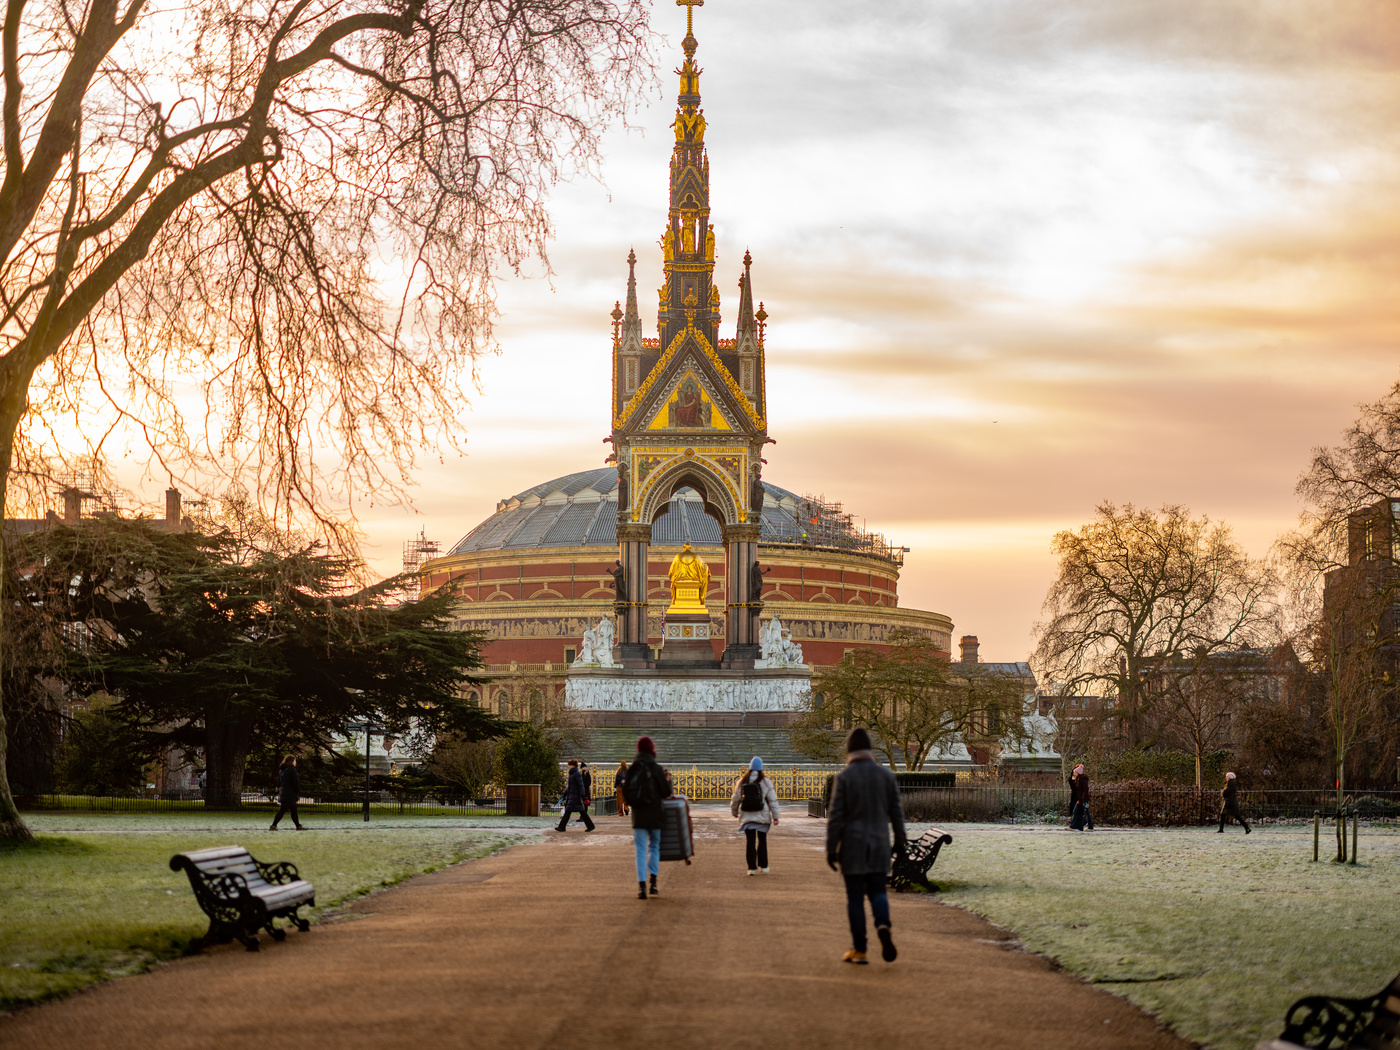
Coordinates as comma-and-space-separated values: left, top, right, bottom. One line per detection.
203, 713, 254, 809
0, 392, 33, 841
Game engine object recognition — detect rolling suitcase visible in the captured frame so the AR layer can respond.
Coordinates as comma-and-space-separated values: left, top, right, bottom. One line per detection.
659, 795, 694, 864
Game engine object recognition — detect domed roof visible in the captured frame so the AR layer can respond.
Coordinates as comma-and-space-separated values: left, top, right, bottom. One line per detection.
446, 467, 809, 555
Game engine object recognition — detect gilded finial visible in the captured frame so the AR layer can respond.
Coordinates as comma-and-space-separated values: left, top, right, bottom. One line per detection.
677, 0, 703, 40
743, 249, 752, 269
612, 300, 624, 348
755, 301, 768, 348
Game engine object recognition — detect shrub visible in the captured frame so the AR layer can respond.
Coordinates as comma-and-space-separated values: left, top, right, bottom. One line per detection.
496, 723, 563, 795
55, 699, 150, 796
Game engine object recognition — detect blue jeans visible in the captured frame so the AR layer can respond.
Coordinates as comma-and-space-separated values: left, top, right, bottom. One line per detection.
843, 872, 891, 953
633, 827, 661, 881
1071, 802, 1094, 830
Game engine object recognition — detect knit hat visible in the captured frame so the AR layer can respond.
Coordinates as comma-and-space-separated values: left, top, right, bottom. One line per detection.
749, 756, 763, 771
1073, 764, 1084, 775
846, 727, 872, 752
1225, 771, 1236, 780
637, 735, 656, 756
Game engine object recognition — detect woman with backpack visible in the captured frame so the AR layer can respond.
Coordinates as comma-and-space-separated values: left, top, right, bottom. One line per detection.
623, 736, 672, 899
730, 756, 780, 875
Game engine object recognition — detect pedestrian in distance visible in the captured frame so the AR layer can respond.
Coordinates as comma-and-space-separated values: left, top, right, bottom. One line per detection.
826, 727, 906, 965
1218, 771, 1251, 834
614, 760, 630, 817
574, 760, 593, 824
269, 755, 305, 830
1069, 763, 1094, 831
730, 756, 780, 875
556, 759, 596, 832
623, 736, 673, 900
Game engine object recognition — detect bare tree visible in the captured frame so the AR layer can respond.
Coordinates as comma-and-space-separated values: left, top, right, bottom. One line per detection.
788, 629, 1028, 771
1285, 382, 1400, 805
0, 0, 653, 839
1033, 503, 1276, 751
1155, 647, 1272, 789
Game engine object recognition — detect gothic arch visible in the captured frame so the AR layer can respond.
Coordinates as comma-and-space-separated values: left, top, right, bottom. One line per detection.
638, 458, 740, 528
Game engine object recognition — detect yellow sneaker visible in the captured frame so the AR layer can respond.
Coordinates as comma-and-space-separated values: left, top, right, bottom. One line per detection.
842, 949, 868, 965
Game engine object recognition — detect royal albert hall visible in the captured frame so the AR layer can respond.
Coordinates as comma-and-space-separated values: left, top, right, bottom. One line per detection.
417, 9, 953, 763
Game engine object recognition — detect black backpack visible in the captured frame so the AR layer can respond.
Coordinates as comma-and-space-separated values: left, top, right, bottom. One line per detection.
627, 761, 660, 808
740, 775, 765, 812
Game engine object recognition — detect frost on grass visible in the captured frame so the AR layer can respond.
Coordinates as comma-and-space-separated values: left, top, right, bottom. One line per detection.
917, 822, 1400, 1050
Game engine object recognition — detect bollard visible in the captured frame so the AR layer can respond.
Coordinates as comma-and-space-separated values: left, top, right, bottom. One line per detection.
1351, 809, 1359, 866
1313, 810, 1319, 862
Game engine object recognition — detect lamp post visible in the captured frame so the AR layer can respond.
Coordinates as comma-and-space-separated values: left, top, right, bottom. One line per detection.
346, 721, 386, 822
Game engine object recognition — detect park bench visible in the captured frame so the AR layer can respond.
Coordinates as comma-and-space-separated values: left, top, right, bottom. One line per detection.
890, 827, 953, 892
1256, 970, 1400, 1050
170, 845, 315, 952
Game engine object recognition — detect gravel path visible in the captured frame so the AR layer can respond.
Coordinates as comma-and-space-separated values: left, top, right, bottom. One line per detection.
1, 806, 1194, 1050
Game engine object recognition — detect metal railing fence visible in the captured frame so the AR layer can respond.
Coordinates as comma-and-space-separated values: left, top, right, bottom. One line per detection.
15, 793, 516, 817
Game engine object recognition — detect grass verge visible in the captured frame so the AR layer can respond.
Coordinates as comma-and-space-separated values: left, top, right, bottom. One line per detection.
922, 822, 1400, 1050
0, 819, 528, 1012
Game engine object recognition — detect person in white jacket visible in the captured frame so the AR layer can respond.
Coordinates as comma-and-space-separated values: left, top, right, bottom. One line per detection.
730, 756, 780, 875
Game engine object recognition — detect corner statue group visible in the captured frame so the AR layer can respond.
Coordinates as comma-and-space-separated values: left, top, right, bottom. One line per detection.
666, 543, 711, 615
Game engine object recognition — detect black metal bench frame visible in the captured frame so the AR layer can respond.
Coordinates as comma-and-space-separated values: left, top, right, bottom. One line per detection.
1258, 971, 1400, 1049
170, 846, 315, 952
890, 827, 953, 892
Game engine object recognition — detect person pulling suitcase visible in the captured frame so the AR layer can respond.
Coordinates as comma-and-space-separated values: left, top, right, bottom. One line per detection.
623, 736, 672, 899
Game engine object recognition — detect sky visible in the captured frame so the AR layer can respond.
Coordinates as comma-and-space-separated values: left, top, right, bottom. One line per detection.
124, 0, 1400, 660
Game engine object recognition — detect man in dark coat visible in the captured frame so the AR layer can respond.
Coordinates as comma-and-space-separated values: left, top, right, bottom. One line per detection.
623, 736, 672, 899
556, 759, 595, 833
1218, 771, 1251, 833
270, 755, 305, 830
1069, 763, 1094, 831
826, 727, 906, 965
574, 761, 593, 824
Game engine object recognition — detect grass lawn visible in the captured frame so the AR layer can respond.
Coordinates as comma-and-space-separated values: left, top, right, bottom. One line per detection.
1, 812, 540, 1012
924, 821, 1400, 1050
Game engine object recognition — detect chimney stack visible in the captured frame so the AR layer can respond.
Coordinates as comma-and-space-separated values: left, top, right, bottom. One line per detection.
61, 487, 83, 525
959, 635, 979, 665
165, 488, 181, 531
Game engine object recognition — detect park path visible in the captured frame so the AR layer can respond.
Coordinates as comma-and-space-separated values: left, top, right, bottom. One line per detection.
2, 807, 1193, 1050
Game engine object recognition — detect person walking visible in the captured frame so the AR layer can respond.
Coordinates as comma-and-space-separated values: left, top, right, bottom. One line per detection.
574, 760, 593, 824
614, 760, 630, 817
1218, 771, 1251, 834
269, 755, 305, 830
555, 759, 596, 833
623, 736, 672, 899
730, 756, 780, 874
1069, 763, 1094, 831
826, 728, 906, 965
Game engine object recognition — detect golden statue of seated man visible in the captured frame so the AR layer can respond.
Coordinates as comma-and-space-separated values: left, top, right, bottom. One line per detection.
666, 543, 711, 615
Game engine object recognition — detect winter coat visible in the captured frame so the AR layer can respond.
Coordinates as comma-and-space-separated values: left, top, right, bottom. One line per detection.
581, 768, 592, 802
1070, 773, 1090, 805
1221, 778, 1241, 813
623, 752, 672, 830
278, 762, 300, 803
562, 767, 585, 808
826, 756, 907, 876
730, 771, 780, 830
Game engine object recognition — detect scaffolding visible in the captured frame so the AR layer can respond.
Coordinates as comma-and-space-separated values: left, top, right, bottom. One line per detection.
402, 529, 441, 575
769, 493, 907, 566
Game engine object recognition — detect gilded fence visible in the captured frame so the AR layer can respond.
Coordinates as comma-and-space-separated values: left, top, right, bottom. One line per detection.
666, 767, 837, 801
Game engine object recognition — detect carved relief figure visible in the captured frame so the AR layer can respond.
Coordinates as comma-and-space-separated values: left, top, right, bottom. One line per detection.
578, 623, 599, 666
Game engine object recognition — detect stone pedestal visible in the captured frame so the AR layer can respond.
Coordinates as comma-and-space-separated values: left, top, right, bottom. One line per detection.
657, 612, 717, 668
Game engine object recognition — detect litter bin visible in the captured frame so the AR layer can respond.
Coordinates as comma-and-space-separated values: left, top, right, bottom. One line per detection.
506, 784, 540, 817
